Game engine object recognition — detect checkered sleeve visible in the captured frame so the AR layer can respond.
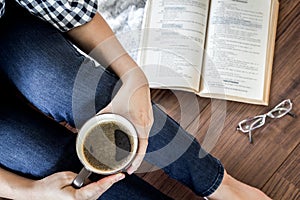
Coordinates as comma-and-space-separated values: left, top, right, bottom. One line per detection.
0, 0, 5, 17
16, 0, 98, 32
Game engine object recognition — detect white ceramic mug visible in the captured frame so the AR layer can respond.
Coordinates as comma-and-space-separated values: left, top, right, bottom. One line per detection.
72, 113, 138, 188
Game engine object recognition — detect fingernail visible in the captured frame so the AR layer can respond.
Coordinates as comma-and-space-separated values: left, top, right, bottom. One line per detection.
127, 170, 133, 175
116, 173, 125, 181
127, 167, 135, 175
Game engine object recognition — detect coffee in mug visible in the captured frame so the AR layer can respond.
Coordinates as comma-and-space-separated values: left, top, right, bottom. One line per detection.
82, 121, 135, 172
72, 113, 138, 188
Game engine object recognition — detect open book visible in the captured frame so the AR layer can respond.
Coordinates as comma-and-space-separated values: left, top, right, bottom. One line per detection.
137, 0, 279, 105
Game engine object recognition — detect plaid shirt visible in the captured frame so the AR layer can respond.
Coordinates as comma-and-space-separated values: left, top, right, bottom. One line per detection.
0, 0, 98, 32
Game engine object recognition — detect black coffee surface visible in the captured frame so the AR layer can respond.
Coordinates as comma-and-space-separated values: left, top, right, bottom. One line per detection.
114, 129, 131, 161
83, 122, 133, 172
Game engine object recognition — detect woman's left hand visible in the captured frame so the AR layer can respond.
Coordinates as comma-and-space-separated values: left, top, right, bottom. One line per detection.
98, 67, 153, 175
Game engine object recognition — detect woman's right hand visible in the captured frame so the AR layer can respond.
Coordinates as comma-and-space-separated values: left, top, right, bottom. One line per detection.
28, 172, 125, 200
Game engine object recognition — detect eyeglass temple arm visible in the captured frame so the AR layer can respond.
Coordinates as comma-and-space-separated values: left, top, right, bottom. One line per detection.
248, 130, 253, 144
287, 112, 296, 118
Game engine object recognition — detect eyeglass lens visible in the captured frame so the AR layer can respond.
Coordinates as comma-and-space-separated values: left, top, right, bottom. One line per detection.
268, 99, 292, 118
239, 116, 265, 132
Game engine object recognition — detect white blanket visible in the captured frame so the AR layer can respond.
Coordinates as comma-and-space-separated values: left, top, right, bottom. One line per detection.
98, 0, 146, 34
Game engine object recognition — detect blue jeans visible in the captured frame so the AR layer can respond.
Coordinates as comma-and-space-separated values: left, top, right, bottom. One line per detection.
0, 1, 224, 199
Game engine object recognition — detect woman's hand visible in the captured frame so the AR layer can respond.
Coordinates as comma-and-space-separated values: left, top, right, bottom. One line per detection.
28, 172, 125, 200
98, 67, 154, 175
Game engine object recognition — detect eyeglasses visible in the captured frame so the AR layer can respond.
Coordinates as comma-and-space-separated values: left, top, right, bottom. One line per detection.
237, 99, 295, 143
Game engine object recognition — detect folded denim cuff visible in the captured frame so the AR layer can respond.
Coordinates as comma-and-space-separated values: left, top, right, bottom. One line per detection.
200, 159, 224, 197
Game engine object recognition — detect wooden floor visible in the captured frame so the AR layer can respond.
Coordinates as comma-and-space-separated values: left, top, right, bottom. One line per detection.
137, 0, 300, 199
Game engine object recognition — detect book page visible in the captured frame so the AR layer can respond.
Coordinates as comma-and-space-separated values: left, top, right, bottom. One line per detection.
200, 0, 272, 103
138, 0, 210, 91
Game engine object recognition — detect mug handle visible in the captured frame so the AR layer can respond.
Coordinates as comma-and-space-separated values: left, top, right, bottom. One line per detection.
72, 167, 92, 188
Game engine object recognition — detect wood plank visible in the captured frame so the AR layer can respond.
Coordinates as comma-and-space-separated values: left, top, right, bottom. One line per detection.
263, 173, 300, 200
270, 0, 300, 104
276, 0, 300, 39
263, 144, 300, 199
277, 144, 300, 188
151, 89, 211, 129
139, 170, 204, 200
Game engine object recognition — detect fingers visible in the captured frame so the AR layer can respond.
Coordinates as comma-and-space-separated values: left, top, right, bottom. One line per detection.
126, 109, 152, 175
75, 173, 125, 200
127, 137, 148, 175
42, 171, 77, 188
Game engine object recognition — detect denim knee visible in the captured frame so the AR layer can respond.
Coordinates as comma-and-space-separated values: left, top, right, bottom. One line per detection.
0, 6, 120, 126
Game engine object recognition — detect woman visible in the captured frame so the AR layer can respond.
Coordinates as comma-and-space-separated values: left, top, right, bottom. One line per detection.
0, 0, 270, 199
